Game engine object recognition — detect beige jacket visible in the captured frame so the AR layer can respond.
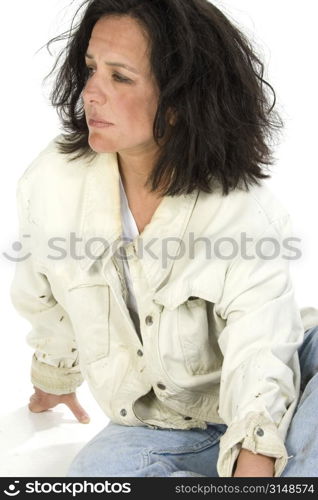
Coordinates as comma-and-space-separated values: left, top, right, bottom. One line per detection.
10, 136, 318, 477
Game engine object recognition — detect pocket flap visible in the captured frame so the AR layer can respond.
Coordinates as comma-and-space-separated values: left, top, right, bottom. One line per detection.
153, 288, 213, 310
68, 276, 108, 291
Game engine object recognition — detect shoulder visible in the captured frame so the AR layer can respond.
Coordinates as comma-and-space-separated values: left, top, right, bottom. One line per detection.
15, 135, 99, 243
194, 181, 291, 240
17, 135, 90, 197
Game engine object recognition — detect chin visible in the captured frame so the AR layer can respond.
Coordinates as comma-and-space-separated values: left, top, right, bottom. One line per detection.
88, 134, 117, 154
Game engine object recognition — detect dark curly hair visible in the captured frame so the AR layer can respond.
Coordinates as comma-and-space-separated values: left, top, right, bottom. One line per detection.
42, 0, 284, 196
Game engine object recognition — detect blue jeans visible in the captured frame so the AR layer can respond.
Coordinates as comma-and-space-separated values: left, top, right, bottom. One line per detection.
67, 326, 318, 477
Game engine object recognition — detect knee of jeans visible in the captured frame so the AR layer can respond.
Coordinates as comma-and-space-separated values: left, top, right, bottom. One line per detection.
299, 326, 318, 388
302, 326, 318, 357
66, 463, 81, 477
66, 454, 85, 477
66, 450, 95, 477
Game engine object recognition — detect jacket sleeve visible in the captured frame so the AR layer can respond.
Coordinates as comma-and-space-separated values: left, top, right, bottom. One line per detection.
215, 214, 304, 477
10, 178, 84, 395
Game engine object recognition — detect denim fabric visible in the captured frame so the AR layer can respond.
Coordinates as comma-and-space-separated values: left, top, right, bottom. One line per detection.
67, 326, 318, 477
67, 421, 226, 477
281, 325, 318, 476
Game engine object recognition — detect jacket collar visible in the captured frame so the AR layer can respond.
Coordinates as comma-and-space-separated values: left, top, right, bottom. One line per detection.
78, 151, 199, 292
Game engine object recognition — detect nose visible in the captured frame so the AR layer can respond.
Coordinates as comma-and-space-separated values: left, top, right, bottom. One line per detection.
82, 77, 107, 106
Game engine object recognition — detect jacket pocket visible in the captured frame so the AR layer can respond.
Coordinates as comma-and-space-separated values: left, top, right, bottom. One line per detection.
66, 277, 110, 364
154, 292, 223, 377
177, 296, 218, 375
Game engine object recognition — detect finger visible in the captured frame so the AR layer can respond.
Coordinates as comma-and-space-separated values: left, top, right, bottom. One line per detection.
65, 397, 90, 424
28, 399, 48, 413
28, 393, 55, 413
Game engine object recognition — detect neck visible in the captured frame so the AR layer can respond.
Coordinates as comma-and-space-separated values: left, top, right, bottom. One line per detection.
117, 148, 162, 200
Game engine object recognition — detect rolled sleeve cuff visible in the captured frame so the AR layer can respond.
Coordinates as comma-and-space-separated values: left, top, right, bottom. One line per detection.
31, 353, 84, 395
217, 412, 289, 477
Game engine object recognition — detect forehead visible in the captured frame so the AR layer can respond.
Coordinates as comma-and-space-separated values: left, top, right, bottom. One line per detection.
88, 16, 151, 70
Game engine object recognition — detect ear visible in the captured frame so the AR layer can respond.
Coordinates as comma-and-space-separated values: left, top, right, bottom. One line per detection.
167, 107, 177, 126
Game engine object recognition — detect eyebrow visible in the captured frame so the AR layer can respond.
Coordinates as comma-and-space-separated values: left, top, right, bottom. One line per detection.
85, 53, 139, 74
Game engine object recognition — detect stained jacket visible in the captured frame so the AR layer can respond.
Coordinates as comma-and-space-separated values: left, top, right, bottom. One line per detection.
10, 136, 318, 477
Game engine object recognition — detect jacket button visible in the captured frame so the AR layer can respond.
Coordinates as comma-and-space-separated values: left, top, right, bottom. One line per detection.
137, 349, 143, 357
120, 409, 127, 417
145, 315, 153, 325
184, 416, 192, 420
157, 382, 166, 390
256, 427, 264, 437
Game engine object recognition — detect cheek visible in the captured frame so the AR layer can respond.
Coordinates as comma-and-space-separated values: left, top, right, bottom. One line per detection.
119, 89, 158, 125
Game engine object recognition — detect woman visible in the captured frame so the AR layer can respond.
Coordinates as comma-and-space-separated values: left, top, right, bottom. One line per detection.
10, 0, 318, 477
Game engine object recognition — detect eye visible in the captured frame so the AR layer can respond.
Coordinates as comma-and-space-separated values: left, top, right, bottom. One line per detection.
113, 73, 131, 83
85, 66, 131, 83
86, 66, 95, 77
85, 66, 98, 80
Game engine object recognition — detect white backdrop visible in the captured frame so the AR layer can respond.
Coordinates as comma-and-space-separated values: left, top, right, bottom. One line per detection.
0, 0, 317, 476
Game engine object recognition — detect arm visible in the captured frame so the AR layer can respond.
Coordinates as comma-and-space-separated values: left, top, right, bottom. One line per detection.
233, 449, 274, 477
10, 178, 84, 395
215, 214, 304, 477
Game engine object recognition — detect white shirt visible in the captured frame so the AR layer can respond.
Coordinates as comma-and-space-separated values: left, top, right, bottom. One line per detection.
119, 174, 142, 339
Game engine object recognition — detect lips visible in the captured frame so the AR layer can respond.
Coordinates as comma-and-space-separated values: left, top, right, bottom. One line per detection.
88, 117, 113, 125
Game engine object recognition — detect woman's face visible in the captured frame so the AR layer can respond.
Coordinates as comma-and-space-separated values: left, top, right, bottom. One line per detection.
82, 15, 160, 155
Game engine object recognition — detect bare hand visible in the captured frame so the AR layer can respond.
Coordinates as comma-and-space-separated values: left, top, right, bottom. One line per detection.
28, 386, 90, 424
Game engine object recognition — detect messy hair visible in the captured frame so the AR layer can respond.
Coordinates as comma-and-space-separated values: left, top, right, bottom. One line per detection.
43, 0, 283, 196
